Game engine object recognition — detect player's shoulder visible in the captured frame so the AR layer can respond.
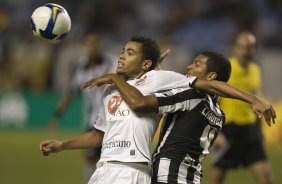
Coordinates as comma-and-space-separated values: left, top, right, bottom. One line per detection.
150, 70, 185, 78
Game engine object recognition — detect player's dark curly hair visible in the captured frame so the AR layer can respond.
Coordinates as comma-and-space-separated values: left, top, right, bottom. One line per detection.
130, 36, 160, 70
200, 51, 231, 82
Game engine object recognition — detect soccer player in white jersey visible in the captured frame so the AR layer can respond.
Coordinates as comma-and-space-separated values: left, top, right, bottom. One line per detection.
39, 36, 188, 184
81, 51, 276, 184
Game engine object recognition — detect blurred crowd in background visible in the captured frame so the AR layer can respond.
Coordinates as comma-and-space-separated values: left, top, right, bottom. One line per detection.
0, 0, 281, 92
0, 0, 282, 137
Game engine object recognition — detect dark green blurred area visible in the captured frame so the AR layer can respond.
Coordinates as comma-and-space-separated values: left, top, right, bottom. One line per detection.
0, 91, 83, 129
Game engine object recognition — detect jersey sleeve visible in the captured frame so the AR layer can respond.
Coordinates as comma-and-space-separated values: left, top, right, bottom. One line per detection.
155, 82, 205, 114
93, 110, 106, 132
153, 71, 197, 92
92, 87, 109, 132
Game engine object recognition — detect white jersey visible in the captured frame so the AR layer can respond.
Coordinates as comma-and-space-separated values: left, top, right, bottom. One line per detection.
94, 70, 187, 163
67, 54, 117, 127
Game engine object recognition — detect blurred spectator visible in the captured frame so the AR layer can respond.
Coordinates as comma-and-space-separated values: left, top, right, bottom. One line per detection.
208, 31, 273, 184
0, 0, 281, 109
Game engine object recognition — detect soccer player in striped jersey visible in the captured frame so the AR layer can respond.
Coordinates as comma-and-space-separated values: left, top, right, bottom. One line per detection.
83, 51, 276, 184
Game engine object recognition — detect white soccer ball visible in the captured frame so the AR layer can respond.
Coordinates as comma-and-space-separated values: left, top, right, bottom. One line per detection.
31, 3, 71, 43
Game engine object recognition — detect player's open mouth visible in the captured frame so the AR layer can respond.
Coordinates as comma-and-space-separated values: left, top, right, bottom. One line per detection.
118, 62, 124, 68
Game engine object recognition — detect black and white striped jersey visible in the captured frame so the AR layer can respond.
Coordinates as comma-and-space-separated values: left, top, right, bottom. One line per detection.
152, 84, 225, 184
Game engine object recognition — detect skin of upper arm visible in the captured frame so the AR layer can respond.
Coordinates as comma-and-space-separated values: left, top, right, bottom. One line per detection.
192, 79, 225, 96
192, 79, 210, 92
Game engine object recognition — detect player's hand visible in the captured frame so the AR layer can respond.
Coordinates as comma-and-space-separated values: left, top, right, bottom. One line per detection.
39, 140, 63, 156
251, 98, 276, 126
81, 74, 116, 89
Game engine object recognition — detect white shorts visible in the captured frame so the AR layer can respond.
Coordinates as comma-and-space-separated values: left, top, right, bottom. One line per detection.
88, 161, 151, 184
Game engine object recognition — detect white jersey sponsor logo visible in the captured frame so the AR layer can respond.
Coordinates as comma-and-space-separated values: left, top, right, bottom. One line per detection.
103, 139, 132, 149
201, 107, 223, 127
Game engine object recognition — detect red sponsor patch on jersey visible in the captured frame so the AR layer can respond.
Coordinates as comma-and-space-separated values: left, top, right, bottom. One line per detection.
107, 96, 123, 115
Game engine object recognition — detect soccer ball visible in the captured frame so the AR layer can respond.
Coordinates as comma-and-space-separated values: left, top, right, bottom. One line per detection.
30, 3, 71, 43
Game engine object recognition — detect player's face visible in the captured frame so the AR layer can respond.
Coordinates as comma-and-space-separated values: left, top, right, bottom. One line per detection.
117, 41, 146, 80
186, 54, 209, 79
233, 35, 256, 63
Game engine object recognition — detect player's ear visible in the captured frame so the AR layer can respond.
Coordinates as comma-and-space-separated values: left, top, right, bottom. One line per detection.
142, 60, 153, 71
206, 72, 217, 81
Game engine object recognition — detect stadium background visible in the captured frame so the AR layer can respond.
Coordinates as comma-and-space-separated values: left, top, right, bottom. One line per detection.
0, 0, 282, 183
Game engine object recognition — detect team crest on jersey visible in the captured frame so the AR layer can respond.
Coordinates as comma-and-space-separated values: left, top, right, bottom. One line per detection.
135, 75, 147, 85
107, 96, 123, 115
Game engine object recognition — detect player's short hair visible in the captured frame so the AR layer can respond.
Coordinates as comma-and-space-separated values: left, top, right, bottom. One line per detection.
200, 51, 231, 82
130, 36, 160, 70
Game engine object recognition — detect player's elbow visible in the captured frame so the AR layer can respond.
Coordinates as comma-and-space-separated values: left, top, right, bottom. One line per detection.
130, 99, 157, 113
128, 99, 148, 112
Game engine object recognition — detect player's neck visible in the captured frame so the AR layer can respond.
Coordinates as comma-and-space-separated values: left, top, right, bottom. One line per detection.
126, 71, 146, 81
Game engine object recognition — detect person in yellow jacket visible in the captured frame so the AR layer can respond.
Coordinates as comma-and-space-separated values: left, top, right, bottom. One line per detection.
208, 32, 273, 184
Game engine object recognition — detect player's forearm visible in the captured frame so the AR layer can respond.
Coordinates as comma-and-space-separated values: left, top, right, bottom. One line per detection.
110, 75, 146, 109
61, 130, 103, 150
110, 75, 158, 111
195, 79, 257, 104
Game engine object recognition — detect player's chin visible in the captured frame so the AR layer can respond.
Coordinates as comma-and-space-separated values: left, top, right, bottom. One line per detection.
116, 68, 124, 75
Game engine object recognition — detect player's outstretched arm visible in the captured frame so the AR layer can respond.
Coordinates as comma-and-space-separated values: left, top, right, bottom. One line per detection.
193, 79, 276, 126
110, 74, 158, 112
80, 73, 115, 89
39, 129, 103, 156
81, 74, 276, 126
81, 74, 158, 112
